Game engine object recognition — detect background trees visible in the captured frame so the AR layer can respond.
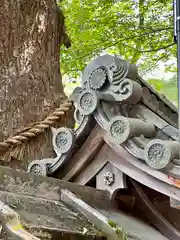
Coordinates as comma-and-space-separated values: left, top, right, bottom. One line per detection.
60, 0, 177, 104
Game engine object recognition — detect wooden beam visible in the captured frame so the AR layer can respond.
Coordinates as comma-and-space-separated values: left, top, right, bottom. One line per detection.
103, 140, 180, 201
74, 144, 109, 185
61, 190, 125, 240
62, 125, 104, 181
0, 190, 105, 239
0, 199, 40, 240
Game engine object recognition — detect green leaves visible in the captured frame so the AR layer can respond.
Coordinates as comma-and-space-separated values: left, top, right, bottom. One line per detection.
60, 0, 175, 78
148, 79, 165, 91
148, 75, 178, 105
60, 0, 178, 105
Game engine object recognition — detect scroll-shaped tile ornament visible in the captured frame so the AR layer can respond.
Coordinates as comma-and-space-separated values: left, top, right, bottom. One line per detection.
81, 54, 143, 104
52, 127, 75, 155
108, 116, 156, 144
144, 139, 180, 169
27, 116, 92, 176
27, 159, 48, 176
89, 67, 107, 90
27, 54, 145, 176
76, 89, 99, 116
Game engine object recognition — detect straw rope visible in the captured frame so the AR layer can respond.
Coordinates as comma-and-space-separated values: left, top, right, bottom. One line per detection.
0, 100, 73, 152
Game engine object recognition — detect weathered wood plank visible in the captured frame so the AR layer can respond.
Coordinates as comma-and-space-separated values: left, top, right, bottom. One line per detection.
0, 166, 110, 208
74, 144, 108, 185
98, 208, 168, 240
0, 191, 101, 239
0, 199, 40, 240
62, 125, 104, 182
131, 180, 180, 240
61, 190, 125, 240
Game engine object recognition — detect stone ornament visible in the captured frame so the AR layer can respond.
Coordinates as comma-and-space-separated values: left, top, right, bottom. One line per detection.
80, 55, 143, 104
144, 139, 180, 170
52, 127, 75, 154
76, 89, 98, 116
26, 54, 180, 179
108, 116, 156, 144
96, 162, 127, 200
109, 117, 127, 143
104, 172, 115, 186
89, 67, 107, 90
73, 108, 84, 124
27, 114, 93, 176
27, 160, 47, 176
70, 87, 84, 103
70, 55, 144, 131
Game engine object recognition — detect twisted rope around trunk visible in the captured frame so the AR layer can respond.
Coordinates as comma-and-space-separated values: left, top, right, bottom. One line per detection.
0, 100, 73, 152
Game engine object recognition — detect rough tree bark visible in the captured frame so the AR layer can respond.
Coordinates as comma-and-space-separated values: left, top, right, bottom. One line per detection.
0, 0, 73, 168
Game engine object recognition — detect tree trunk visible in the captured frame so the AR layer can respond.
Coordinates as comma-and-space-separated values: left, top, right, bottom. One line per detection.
0, 0, 73, 168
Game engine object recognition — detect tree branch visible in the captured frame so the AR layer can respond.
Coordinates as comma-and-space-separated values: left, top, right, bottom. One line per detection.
140, 43, 175, 53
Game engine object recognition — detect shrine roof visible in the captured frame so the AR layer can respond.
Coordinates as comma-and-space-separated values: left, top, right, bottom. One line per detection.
27, 54, 180, 195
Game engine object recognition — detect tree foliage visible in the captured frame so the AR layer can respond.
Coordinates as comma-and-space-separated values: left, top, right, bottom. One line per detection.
60, 0, 176, 77
148, 75, 178, 105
